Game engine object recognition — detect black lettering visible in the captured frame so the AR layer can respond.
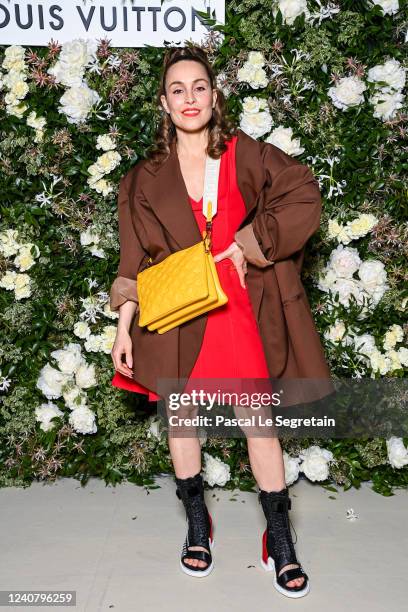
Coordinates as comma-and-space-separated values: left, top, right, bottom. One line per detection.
192, 6, 211, 32
76, 5, 95, 32
15, 3, 33, 29
131, 7, 145, 31
164, 7, 186, 32
38, 3, 44, 29
49, 5, 63, 31
123, 5, 127, 32
148, 6, 161, 31
100, 6, 117, 31
0, 4, 10, 29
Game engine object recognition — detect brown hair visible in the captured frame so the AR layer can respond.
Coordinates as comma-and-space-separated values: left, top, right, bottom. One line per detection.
146, 45, 237, 167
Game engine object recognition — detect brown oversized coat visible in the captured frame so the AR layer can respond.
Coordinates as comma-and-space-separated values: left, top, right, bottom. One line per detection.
110, 128, 334, 406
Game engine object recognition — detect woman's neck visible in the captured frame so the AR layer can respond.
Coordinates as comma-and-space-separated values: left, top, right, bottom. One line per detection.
175, 126, 209, 158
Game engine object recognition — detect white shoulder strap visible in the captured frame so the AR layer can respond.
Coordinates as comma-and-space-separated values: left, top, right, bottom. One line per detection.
202, 155, 221, 220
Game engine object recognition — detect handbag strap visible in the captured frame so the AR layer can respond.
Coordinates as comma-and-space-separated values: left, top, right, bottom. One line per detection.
202, 155, 221, 252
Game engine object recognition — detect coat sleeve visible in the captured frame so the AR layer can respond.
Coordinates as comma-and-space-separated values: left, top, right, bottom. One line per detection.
109, 171, 148, 312
234, 145, 322, 267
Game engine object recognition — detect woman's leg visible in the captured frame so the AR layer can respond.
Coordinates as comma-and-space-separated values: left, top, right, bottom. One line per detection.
167, 403, 209, 569
246, 435, 305, 589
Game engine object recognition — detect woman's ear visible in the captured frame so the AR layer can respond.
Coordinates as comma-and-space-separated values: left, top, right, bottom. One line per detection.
160, 95, 168, 113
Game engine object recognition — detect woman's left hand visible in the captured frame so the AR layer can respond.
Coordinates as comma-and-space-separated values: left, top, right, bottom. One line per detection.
213, 241, 248, 289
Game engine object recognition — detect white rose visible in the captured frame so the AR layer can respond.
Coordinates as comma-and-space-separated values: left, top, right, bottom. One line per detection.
75, 362, 97, 389
384, 349, 402, 372
332, 278, 367, 307
26, 111, 46, 131
35, 402, 64, 432
247, 51, 266, 68
369, 348, 391, 375
89, 178, 114, 196
51, 343, 84, 374
299, 445, 333, 482
60, 38, 97, 69
241, 96, 267, 114
358, 260, 388, 294
2, 45, 26, 71
58, 83, 101, 125
352, 334, 377, 357
36, 363, 71, 399
202, 452, 231, 487
383, 324, 403, 350
240, 110, 273, 139
346, 214, 378, 239
324, 320, 348, 343
328, 76, 367, 110
273, 0, 310, 25
84, 334, 105, 352
69, 405, 97, 434
0, 229, 20, 256
397, 347, 408, 367
74, 321, 91, 339
370, 89, 405, 121
327, 219, 351, 244
328, 244, 361, 278
265, 126, 304, 156
95, 150, 122, 174
283, 451, 301, 486
0, 270, 18, 290
317, 267, 337, 293
386, 436, 408, 469
96, 134, 116, 151
62, 384, 88, 410
14, 274, 31, 299
10, 80, 29, 100
7, 102, 28, 118
3, 70, 28, 88
367, 58, 406, 94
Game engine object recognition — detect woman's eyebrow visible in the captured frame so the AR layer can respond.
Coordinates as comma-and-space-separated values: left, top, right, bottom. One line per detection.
168, 78, 209, 87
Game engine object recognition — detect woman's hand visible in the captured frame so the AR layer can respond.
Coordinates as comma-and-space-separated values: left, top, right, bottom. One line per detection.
111, 329, 133, 378
213, 241, 248, 289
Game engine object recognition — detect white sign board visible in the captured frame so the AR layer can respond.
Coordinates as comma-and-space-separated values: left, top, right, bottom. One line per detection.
0, 0, 225, 47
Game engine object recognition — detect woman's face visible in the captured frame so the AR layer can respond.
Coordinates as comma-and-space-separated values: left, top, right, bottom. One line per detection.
160, 59, 217, 135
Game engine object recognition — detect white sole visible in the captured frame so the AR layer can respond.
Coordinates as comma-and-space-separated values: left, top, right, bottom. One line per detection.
180, 538, 215, 578
261, 556, 310, 598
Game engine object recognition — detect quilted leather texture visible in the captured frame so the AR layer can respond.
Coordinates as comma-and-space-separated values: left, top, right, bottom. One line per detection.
137, 237, 228, 334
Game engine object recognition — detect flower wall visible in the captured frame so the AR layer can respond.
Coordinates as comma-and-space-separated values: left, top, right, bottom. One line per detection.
0, 0, 407, 495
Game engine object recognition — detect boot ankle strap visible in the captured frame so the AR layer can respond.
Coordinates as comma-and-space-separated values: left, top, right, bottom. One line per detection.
258, 493, 291, 512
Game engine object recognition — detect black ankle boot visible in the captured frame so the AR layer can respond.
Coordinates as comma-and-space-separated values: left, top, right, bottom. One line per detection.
175, 472, 214, 577
258, 487, 309, 598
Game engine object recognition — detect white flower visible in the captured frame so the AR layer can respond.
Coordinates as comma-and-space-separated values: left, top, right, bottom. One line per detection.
36, 363, 71, 399
14, 243, 40, 271
241, 96, 268, 114
367, 58, 406, 94
50, 343, 84, 374
386, 436, 408, 469
80, 228, 100, 246
75, 362, 97, 389
328, 244, 361, 278
95, 150, 122, 174
74, 321, 92, 339
69, 405, 97, 434
328, 76, 367, 110
48, 38, 97, 87
0, 229, 20, 257
2, 45, 26, 71
6, 102, 28, 118
240, 98, 273, 139
9, 80, 29, 100
58, 82, 101, 124
272, 0, 310, 25
299, 445, 333, 482
327, 219, 351, 244
370, 89, 405, 121
14, 274, 32, 299
0, 270, 18, 290
237, 52, 268, 89
368, 0, 400, 16
358, 260, 388, 297
99, 325, 117, 353
346, 214, 378, 240
369, 348, 392, 375
331, 277, 367, 308
62, 384, 88, 410
383, 324, 404, 350
202, 452, 231, 487
324, 320, 352, 344
147, 416, 163, 441
35, 401, 64, 432
26, 111, 46, 131
96, 134, 116, 151
84, 334, 105, 352
385, 349, 402, 372
264, 126, 304, 156
397, 347, 408, 367
88, 178, 113, 196
352, 334, 377, 357
283, 451, 301, 486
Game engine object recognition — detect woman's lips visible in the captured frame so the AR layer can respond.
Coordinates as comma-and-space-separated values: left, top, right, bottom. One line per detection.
182, 110, 200, 116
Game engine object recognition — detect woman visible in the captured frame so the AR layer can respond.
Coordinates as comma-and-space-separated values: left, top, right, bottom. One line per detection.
110, 46, 333, 598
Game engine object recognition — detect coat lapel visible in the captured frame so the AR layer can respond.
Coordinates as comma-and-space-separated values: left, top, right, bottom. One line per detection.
141, 129, 267, 249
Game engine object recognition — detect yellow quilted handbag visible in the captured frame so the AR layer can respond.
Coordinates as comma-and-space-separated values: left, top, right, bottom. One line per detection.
136, 220, 228, 333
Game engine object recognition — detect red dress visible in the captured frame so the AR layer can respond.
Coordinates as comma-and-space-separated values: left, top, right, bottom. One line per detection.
111, 135, 271, 402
